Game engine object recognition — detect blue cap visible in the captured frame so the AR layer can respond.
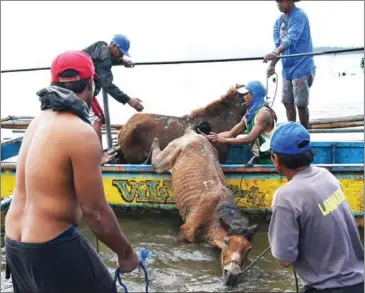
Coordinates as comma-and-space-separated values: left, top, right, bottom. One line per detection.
270, 122, 312, 154
237, 81, 266, 97
112, 34, 130, 57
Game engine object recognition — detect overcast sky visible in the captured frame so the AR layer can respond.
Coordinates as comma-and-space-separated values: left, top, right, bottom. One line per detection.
1, 1, 364, 70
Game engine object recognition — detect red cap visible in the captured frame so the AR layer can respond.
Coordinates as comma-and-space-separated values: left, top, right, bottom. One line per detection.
51, 50, 98, 83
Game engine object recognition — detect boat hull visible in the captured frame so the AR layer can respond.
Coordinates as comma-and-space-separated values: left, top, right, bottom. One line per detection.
1, 140, 364, 227
2, 164, 363, 221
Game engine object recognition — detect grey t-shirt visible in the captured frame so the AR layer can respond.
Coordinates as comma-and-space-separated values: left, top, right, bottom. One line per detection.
268, 166, 364, 290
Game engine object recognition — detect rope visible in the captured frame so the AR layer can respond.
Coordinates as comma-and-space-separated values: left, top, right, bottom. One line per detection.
238, 246, 271, 276
113, 247, 150, 293
238, 245, 299, 293
1, 47, 363, 74
266, 72, 279, 108
293, 266, 299, 293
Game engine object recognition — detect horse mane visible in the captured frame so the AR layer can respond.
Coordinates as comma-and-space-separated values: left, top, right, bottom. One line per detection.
188, 86, 239, 118
216, 199, 250, 235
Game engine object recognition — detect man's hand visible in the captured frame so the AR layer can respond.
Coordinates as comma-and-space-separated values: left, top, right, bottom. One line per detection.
267, 65, 276, 77
122, 57, 134, 68
127, 98, 144, 112
118, 248, 140, 274
264, 52, 278, 63
198, 130, 227, 143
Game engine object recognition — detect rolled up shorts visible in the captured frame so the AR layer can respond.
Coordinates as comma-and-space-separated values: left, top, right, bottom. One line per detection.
89, 106, 100, 126
282, 69, 316, 107
5, 226, 115, 293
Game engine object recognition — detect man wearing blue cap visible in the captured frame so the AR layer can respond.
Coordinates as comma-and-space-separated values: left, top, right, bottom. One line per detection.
83, 34, 144, 161
264, 0, 316, 129
200, 81, 277, 165
268, 122, 364, 293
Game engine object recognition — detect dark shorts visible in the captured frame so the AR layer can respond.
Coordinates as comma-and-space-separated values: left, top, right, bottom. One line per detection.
5, 226, 115, 293
304, 282, 364, 293
282, 69, 316, 107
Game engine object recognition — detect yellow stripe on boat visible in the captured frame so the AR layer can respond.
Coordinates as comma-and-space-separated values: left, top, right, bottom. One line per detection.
2, 165, 363, 223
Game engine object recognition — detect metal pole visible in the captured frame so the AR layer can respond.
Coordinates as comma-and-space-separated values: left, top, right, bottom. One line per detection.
102, 88, 113, 150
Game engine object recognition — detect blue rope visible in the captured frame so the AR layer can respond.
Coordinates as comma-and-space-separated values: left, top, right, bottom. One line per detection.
113, 248, 150, 293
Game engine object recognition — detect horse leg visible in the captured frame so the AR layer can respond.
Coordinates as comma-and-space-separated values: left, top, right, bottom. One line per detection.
151, 138, 181, 173
177, 195, 220, 243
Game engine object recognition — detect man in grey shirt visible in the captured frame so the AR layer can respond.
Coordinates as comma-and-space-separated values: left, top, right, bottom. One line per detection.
268, 122, 364, 293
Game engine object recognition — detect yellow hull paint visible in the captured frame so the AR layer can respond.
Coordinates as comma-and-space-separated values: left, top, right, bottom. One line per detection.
2, 170, 363, 216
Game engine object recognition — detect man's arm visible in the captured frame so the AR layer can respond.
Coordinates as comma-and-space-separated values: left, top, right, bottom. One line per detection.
96, 59, 131, 104
223, 110, 271, 145
274, 15, 306, 55
268, 21, 281, 68
220, 119, 247, 138
200, 119, 248, 142
70, 126, 133, 258
268, 205, 299, 267
273, 20, 281, 49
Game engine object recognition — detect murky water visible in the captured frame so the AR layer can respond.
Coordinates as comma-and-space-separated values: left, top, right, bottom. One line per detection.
1, 209, 364, 292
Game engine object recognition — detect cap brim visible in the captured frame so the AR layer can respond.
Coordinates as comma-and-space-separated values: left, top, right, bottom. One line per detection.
260, 140, 271, 153
237, 87, 249, 95
118, 46, 130, 57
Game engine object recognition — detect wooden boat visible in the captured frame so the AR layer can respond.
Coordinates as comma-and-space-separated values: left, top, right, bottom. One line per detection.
1, 127, 364, 227
1, 47, 364, 225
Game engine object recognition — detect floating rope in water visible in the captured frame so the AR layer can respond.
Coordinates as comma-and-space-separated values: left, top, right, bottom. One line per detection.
113, 247, 150, 293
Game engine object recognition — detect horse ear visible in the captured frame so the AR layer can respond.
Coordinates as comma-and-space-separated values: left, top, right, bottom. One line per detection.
219, 217, 231, 232
242, 224, 259, 240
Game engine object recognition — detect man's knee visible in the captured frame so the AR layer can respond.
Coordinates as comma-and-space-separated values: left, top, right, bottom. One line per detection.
293, 75, 311, 107
283, 102, 295, 109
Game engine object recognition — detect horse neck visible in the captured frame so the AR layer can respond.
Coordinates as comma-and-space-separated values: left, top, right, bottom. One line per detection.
188, 94, 243, 127
206, 222, 228, 250
205, 197, 233, 249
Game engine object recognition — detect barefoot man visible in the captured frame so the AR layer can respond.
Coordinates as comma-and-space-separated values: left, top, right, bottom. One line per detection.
5, 50, 139, 293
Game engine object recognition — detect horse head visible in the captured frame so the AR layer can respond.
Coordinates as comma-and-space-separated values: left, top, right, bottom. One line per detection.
215, 200, 259, 287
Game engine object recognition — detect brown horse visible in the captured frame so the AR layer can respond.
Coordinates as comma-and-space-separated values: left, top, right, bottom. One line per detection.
117, 85, 247, 164
150, 128, 259, 287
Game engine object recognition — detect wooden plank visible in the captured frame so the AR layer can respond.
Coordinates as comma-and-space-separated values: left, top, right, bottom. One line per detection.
308, 121, 364, 129
3, 114, 364, 130
308, 114, 364, 125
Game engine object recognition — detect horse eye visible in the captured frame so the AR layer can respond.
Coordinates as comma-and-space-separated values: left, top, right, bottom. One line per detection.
224, 238, 229, 246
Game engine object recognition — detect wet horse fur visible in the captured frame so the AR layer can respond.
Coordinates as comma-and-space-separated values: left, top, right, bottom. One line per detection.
150, 128, 259, 286
117, 85, 247, 164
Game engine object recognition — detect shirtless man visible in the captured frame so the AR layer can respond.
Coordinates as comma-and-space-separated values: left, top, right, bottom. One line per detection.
5, 50, 139, 293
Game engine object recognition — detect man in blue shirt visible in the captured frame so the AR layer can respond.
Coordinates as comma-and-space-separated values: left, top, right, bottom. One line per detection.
264, 0, 316, 129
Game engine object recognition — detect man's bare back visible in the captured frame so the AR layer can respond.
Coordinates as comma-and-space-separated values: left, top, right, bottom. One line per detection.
5, 51, 139, 293
5, 110, 94, 243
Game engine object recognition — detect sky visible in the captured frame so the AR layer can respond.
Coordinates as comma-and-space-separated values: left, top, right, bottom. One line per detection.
1, 1, 364, 71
